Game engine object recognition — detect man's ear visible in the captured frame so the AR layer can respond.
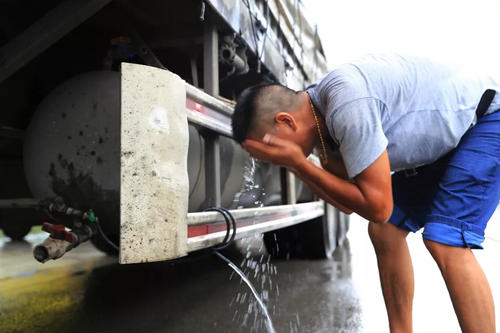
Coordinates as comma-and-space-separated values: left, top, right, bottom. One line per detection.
274, 112, 298, 131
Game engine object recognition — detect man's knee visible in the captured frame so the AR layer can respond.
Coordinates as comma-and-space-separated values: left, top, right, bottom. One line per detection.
423, 239, 450, 263
423, 238, 471, 272
368, 221, 408, 255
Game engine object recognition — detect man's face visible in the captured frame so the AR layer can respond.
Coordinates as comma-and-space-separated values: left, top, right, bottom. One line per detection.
246, 113, 315, 157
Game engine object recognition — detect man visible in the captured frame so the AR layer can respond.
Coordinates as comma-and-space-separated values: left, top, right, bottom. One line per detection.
231, 54, 500, 333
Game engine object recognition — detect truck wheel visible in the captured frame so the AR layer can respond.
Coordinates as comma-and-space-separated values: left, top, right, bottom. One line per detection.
264, 204, 342, 259
0, 210, 33, 241
1, 222, 32, 241
90, 233, 119, 256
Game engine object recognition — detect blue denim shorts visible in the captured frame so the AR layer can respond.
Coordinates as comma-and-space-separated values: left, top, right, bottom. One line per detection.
389, 110, 500, 249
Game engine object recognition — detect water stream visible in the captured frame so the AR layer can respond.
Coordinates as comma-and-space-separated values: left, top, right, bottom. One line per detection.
233, 157, 265, 208
221, 157, 282, 332
215, 251, 276, 333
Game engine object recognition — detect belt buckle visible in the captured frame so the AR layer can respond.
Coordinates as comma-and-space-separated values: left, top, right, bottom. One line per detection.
404, 168, 418, 177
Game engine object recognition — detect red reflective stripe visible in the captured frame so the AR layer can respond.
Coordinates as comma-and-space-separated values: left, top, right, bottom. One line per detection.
187, 222, 234, 238
187, 212, 292, 238
187, 225, 209, 237
186, 99, 205, 113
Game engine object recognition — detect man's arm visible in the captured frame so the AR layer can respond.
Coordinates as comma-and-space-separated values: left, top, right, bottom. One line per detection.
293, 170, 353, 214
243, 136, 393, 223
291, 154, 352, 213
294, 150, 392, 223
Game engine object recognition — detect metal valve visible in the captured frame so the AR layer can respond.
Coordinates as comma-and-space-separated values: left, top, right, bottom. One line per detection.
33, 218, 95, 263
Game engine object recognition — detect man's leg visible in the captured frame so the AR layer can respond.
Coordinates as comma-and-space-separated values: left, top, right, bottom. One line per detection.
368, 221, 413, 333
424, 239, 495, 333
419, 111, 500, 332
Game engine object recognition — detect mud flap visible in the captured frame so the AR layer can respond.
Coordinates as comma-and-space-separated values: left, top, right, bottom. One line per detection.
119, 63, 189, 264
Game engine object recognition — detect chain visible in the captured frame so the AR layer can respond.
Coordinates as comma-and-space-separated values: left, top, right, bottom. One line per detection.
307, 93, 328, 166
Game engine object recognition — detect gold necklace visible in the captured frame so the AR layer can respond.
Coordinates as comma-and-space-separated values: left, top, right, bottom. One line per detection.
307, 93, 328, 166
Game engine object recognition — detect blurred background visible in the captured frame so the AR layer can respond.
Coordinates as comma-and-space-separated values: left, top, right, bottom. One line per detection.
305, 0, 500, 74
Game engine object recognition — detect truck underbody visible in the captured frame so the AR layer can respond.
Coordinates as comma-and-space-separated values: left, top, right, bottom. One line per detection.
0, 0, 349, 263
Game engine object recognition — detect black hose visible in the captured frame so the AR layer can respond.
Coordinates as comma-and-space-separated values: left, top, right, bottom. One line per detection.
95, 219, 119, 252
204, 207, 237, 251
204, 207, 231, 245
219, 207, 237, 246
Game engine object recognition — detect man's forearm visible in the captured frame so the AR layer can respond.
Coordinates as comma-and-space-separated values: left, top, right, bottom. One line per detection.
294, 157, 385, 222
292, 171, 353, 214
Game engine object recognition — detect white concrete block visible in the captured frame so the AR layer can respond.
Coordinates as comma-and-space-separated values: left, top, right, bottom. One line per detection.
119, 63, 189, 264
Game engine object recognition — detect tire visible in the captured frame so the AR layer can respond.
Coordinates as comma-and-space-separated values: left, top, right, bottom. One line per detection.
264, 203, 342, 259
1, 222, 32, 241
0, 210, 33, 241
336, 208, 351, 246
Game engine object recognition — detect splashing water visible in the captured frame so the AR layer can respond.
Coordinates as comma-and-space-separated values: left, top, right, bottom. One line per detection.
215, 251, 276, 333
233, 157, 266, 208
243, 157, 257, 187
229, 235, 282, 332
226, 157, 289, 331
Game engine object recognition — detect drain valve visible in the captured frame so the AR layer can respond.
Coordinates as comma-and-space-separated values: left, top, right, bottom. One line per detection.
33, 221, 94, 263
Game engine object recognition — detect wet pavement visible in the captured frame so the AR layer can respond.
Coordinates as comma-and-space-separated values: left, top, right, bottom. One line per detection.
0, 208, 499, 333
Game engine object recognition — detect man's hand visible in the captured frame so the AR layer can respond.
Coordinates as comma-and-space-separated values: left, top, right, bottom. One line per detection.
241, 134, 393, 223
242, 134, 352, 214
242, 134, 306, 169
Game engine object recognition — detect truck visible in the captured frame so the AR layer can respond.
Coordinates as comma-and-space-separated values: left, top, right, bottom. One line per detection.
0, 0, 349, 264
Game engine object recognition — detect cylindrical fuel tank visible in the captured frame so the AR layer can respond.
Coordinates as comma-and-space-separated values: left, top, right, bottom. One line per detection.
24, 71, 121, 236
23, 71, 285, 235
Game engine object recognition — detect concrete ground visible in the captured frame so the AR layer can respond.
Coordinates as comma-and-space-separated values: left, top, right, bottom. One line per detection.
0, 208, 499, 333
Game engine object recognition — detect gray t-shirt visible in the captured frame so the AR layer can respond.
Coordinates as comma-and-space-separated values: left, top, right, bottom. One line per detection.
307, 54, 500, 178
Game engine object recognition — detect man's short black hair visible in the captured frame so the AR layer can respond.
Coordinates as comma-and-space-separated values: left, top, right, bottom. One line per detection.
231, 83, 297, 143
